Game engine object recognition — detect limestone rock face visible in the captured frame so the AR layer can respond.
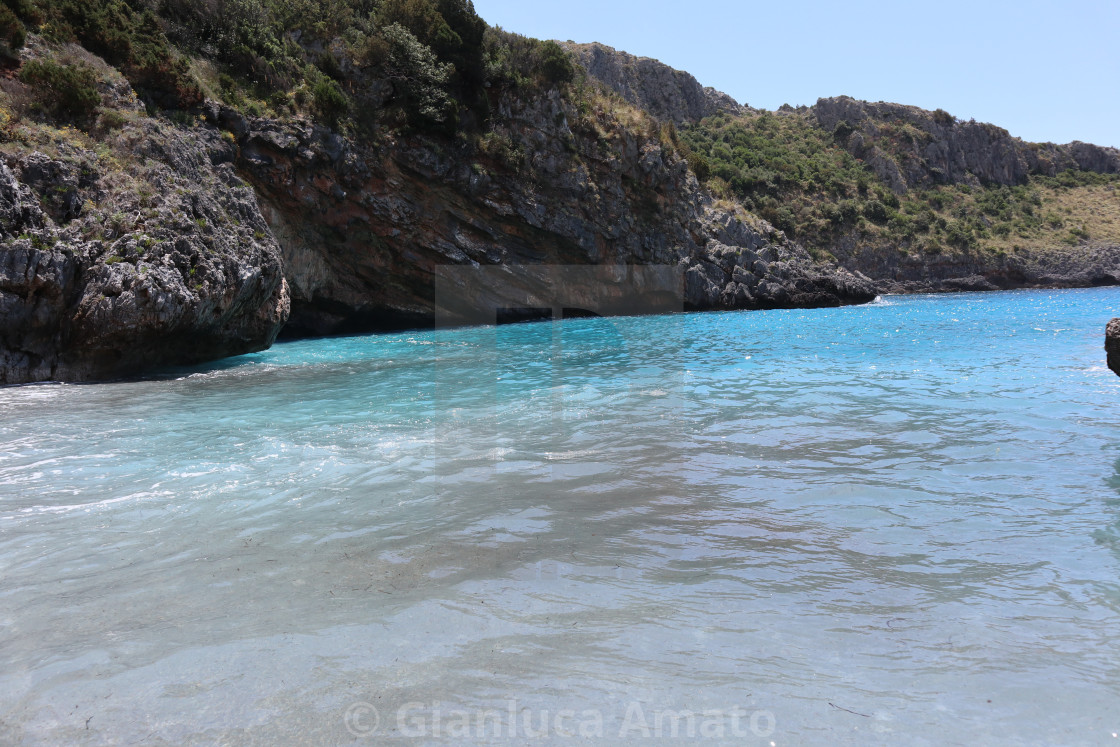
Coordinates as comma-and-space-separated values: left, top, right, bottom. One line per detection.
0, 122, 289, 385
814, 96, 1120, 192
226, 87, 872, 338
1108, 319, 1120, 377
826, 233, 1120, 295
562, 42, 747, 124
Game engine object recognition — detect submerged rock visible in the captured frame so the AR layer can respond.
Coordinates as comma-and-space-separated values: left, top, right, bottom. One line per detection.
1107, 319, 1120, 377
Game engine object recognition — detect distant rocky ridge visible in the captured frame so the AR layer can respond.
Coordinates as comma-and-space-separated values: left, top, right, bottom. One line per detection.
808, 96, 1120, 292
561, 42, 747, 125
825, 236, 1120, 295
813, 96, 1120, 193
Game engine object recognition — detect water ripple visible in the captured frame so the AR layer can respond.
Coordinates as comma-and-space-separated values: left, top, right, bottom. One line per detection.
2, 288, 1120, 743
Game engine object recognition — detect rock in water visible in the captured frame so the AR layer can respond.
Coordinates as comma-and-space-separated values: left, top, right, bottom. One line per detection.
1107, 319, 1120, 377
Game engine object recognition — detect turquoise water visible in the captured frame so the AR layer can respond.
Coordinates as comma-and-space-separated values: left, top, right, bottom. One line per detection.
2, 287, 1120, 744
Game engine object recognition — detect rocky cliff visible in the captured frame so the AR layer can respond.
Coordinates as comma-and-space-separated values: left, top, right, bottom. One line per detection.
0, 29, 873, 383
0, 114, 288, 385
226, 87, 871, 338
562, 42, 746, 125
808, 96, 1120, 292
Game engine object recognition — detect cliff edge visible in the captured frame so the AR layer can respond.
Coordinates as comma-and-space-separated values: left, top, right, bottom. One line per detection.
561, 42, 746, 125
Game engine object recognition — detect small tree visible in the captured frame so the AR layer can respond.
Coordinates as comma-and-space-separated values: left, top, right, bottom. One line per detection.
932, 108, 955, 127
379, 23, 454, 125
687, 152, 711, 182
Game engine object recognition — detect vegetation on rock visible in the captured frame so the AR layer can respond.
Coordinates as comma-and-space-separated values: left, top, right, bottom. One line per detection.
681, 109, 1120, 264
19, 59, 101, 119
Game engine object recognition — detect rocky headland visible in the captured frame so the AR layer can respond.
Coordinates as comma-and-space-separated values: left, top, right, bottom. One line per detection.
0, 2, 1117, 383
226, 92, 872, 338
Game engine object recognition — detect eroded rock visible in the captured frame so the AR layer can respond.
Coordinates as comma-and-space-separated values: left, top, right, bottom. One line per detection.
0, 124, 289, 385
562, 42, 747, 125
231, 86, 872, 337
1107, 319, 1120, 377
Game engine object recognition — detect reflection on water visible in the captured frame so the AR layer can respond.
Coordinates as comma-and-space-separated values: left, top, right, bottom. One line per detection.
2, 287, 1120, 744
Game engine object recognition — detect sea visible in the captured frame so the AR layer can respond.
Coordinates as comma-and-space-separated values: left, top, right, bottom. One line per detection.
2, 287, 1119, 745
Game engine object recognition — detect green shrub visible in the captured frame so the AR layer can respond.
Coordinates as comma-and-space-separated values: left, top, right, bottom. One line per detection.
20, 59, 101, 119
932, 109, 954, 126
0, 5, 24, 57
312, 76, 348, 123
537, 40, 573, 85
98, 107, 126, 130
34, 0, 202, 109
481, 27, 579, 94
944, 220, 976, 249
378, 0, 485, 86
686, 151, 710, 182
379, 23, 454, 125
862, 199, 890, 224
832, 119, 854, 142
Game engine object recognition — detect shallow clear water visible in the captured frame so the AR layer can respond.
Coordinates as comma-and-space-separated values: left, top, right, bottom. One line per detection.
2, 287, 1120, 745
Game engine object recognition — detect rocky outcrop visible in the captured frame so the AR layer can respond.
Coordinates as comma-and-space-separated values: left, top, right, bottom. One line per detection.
1108, 319, 1120, 377
0, 121, 288, 385
222, 86, 871, 337
562, 42, 746, 125
828, 238, 1120, 295
814, 96, 1120, 192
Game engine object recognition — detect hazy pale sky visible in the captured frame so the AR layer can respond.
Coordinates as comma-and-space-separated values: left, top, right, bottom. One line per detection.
471, 0, 1119, 148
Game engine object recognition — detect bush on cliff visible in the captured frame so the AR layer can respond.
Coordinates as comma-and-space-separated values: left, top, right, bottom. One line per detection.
538, 40, 574, 85
312, 76, 348, 124
0, 5, 25, 58
482, 28, 577, 90
378, 0, 485, 87
19, 59, 101, 119
372, 22, 455, 125
31, 0, 202, 108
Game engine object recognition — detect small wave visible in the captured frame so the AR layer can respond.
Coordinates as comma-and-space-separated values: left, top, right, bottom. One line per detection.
17, 490, 173, 515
